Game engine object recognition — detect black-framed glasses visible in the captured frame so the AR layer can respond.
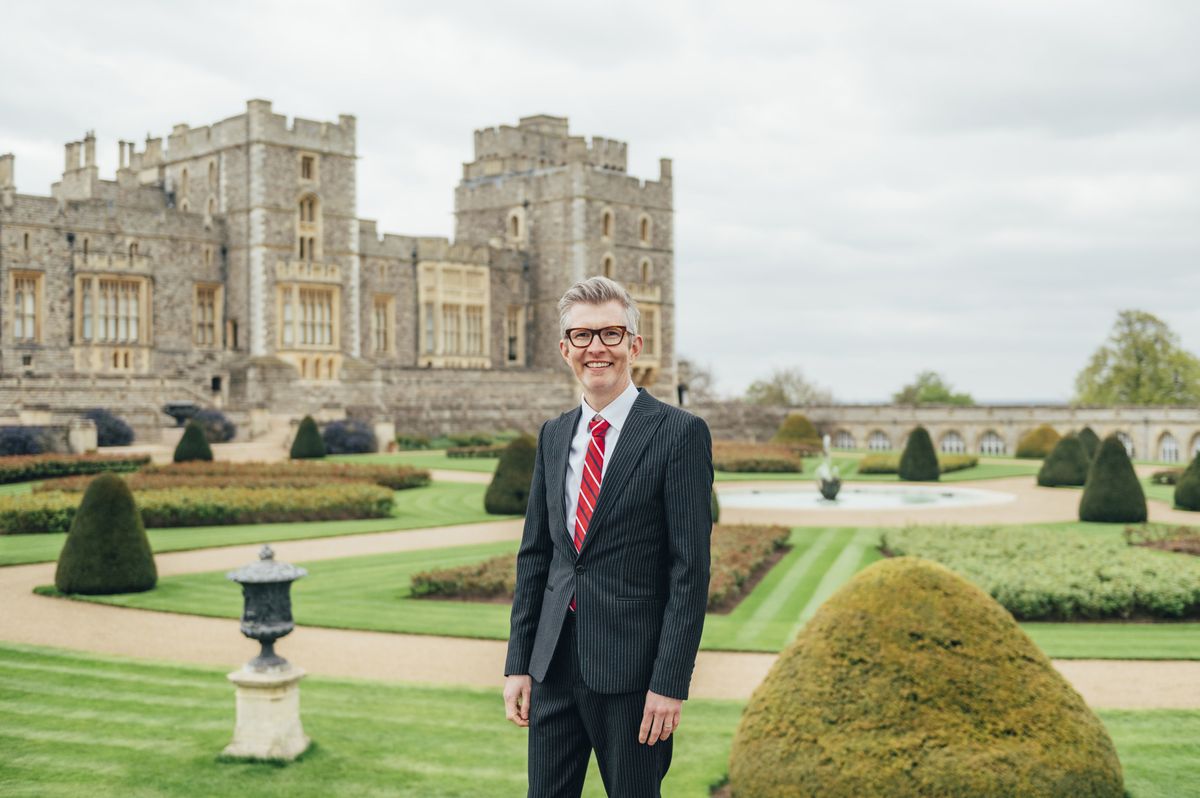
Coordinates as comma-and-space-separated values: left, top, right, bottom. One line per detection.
564, 326, 629, 348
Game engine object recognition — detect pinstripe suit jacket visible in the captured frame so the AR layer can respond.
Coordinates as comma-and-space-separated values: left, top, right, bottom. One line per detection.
504, 388, 713, 699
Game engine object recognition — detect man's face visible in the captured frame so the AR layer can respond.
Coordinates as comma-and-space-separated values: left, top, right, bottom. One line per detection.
559, 300, 643, 404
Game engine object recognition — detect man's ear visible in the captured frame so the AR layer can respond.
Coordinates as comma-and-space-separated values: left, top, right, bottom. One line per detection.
629, 334, 643, 361
559, 338, 571, 363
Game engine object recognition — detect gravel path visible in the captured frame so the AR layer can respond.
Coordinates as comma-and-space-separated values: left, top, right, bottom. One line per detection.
1, 476, 1197, 709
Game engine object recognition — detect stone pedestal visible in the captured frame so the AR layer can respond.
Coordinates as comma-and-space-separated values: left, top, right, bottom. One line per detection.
68, 419, 98, 454
223, 664, 310, 760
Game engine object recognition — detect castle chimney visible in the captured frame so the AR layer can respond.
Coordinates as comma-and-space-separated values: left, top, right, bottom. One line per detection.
0, 154, 13, 190
64, 141, 81, 172
659, 157, 672, 183
84, 132, 97, 168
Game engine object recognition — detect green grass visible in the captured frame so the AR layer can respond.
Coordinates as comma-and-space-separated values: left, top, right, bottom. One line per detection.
59, 525, 1200, 660
0, 481, 511, 567
0, 643, 1193, 798
0, 642, 738, 798
0, 481, 35, 496
330, 451, 500, 474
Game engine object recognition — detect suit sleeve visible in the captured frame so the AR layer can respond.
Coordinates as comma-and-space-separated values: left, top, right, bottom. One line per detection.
648, 414, 713, 699
504, 419, 553, 676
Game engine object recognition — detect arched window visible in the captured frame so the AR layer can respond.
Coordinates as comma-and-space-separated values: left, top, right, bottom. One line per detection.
867, 430, 891, 451
639, 258, 652, 283
1115, 431, 1135, 458
602, 209, 614, 239
979, 431, 1006, 455
208, 160, 217, 188
299, 195, 318, 223
940, 431, 966, 454
128, 242, 138, 257
22, 232, 29, 251
639, 215, 651, 244
602, 254, 614, 278
510, 214, 520, 238
833, 430, 855, 449
1159, 433, 1179, 463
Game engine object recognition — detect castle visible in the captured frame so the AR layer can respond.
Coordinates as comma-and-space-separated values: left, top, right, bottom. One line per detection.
0, 101, 675, 440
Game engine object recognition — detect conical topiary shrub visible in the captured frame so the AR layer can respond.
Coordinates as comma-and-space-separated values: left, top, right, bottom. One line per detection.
1079, 435, 1147, 522
771, 413, 820, 447
290, 415, 326, 459
898, 426, 939, 481
1077, 426, 1101, 461
55, 473, 157, 595
1037, 435, 1090, 487
728, 557, 1124, 798
1016, 424, 1060, 459
485, 434, 536, 514
1175, 453, 1200, 511
711, 490, 720, 524
173, 419, 213, 463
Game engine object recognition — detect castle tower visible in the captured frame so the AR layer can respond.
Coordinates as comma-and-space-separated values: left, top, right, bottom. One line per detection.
453, 115, 675, 392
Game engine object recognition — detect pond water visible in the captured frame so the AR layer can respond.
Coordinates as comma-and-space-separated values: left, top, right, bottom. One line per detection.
719, 483, 1016, 511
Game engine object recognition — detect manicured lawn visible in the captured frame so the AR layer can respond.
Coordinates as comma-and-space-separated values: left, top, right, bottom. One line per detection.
0, 481, 511, 567
0, 643, 1193, 798
0, 481, 35, 497
331, 451, 499, 474
61, 526, 1199, 659
0, 643, 737, 798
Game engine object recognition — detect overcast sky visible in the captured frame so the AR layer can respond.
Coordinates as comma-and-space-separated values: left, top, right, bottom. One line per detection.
3, 1, 1198, 402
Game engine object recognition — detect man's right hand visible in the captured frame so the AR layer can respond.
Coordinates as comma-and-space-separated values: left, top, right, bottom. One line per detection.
504, 674, 532, 727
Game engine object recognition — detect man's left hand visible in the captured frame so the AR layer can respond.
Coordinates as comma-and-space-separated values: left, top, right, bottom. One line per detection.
638, 690, 682, 745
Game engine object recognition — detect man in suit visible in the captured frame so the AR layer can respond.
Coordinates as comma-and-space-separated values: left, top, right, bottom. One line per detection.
503, 276, 713, 797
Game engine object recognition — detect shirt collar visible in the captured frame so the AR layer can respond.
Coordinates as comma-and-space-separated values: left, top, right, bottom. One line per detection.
581, 381, 639, 433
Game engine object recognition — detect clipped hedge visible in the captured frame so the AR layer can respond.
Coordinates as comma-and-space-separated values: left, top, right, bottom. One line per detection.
858, 453, 978, 475
0, 427, 47, 456
0, 483, 394, 535
728, 557, 1124, 798
1078, 426, 1101, 460
713, 441, 802, 473
1151, 468, 1185, 486
1016, 424, 1061, 458
898, 426, 939, 481
322, 419, 377, 455
484, 435, 536, 514
714, 458, 801, 473
290, 415, 326, 459
54, 474, 156, 595
0, 453, 149, 485
395, 434, 431, 450
1037, 435, 1090, 487
83, 409, 134, 447
410, 524, 788, 612
1176, 453, 1200, 511
139, 460, 430, 490
446, 445, 507, 459
883, 524, 1200, 620
770, 413, 821, 449
173, 421, 213, 463
1080, 435, 1147, 523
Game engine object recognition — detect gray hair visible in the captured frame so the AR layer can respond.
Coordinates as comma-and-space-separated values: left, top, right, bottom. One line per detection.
557, 276, 640, 338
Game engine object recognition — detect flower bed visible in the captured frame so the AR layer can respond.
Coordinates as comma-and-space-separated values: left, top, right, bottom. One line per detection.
0, 483, 394, 534
713, 441, 802, 473
857, 453, 978, 475
411, 524, 790, 612
140, 460, 429, 490
881, 525, 1200, 620
0, 453, 150, 484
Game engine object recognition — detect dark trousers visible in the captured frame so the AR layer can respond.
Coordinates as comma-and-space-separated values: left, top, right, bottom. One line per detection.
527, 613, 673, 798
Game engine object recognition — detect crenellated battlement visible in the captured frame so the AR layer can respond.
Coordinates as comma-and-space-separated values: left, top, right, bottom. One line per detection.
465, 115, 628, 180
158, 99, 357, 163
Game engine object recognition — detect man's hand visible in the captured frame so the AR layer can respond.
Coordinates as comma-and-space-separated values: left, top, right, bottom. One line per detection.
638, 690, 682, 745
504, 674, 533, 728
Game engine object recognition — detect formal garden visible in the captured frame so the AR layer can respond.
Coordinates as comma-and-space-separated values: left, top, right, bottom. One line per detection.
1, 410, 1199, 796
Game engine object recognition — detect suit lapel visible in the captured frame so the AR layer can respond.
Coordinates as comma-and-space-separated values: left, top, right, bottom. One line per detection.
547, 406, 580, 550
579, 390, 664, 556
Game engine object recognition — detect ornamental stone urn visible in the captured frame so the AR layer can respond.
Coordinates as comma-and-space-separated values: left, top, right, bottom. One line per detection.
223, 545, 310, 761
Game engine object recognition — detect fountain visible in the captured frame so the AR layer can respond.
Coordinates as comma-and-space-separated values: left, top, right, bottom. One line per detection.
815, 434, 841, 501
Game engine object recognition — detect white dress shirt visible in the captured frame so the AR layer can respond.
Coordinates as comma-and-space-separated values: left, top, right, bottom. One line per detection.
563, 381, 640, 539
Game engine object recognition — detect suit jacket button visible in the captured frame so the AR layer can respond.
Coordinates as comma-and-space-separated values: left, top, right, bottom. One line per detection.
575, 565, 585, 575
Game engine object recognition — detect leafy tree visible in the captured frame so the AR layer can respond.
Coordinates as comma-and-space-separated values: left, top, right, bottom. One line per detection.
745, 367, 833, 406
771, 413, 820, 446
1075, 310, 1200, 405
1016, 424, 1061, 459
892, 371, 974, 406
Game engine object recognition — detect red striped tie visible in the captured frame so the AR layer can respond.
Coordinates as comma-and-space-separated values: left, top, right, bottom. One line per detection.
570, 416, 610, 610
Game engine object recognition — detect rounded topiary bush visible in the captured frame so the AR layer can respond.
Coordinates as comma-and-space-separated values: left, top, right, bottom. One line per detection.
1037, 435, 1090, 487
84, 408, 134, 447
1077, 426, 1101, 460
54, 473, 157, 595
322, 419, 377, 454
728, 557, 1124, 798
1079, 435, 1147, 523
192, 408, 236, 443
771, 413, 820, 447
485, 434, 536, 514
1016, 424, 1061, 459
290, 415, 326, 459
0, 426, 46, 456
1174, 453, 1200, 511
173, 420, 213, 463
898, 426, 939, 482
